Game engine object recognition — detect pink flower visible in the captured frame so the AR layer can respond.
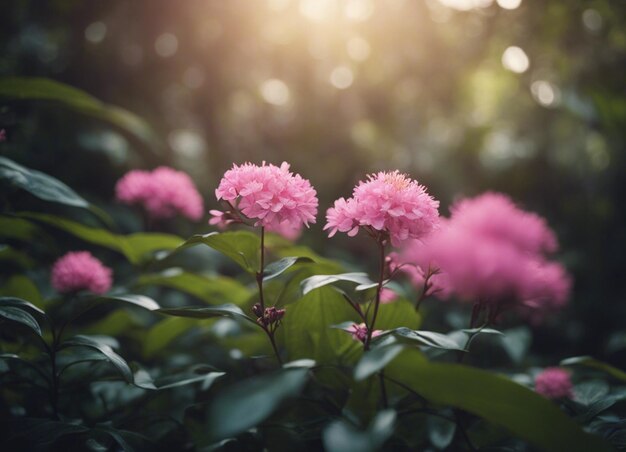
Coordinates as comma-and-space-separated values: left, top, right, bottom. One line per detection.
534, 367, 573, 399
451, 192, 557, 255
115, 167, 204, 221
212, 162, 318, 234
394, 192, 571, 320
348, 323, 382, 343
380, 288, 398, 304
324, 171, 439, 246
51, 251, 112, 295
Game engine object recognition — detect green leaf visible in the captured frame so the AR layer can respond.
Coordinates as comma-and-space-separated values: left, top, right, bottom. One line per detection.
206, 367, 309, 441
301, 273, 374, 295
386, 349, 611, 451
157, 304, 257, 326
88, 294, 160, 311
280, 287, 360, 364
573, 380, 610, 406
175, 231, 260, 273
0, 77, 158, 150
0, 296, 45, 315
21, 213, 183, 264
380, 328, 464, 351
137, 269, 251, 305
0, 278, 44, 309
0, 306, 42, 336
561, 356, 626, 382
427, 411, 456, 450
60, 335, 133, 383
0, 215, 45, 241
263, 256, 313, 281
373, 300, 422, 331
134, 368, 225, 391
2, 418, 89, 449
143, 317, 211, 359
0, 156, 90, 209
323, 409, 396, 452
354, 344, 405, 381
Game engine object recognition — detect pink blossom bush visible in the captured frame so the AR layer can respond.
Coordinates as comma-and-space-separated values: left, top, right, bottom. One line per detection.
534, 367, 573, 399
324, 171, 439, 246
51, 251, 112, 295
210, 161, 318, 238
115, 167, 204, 221
394, 192, 571, 320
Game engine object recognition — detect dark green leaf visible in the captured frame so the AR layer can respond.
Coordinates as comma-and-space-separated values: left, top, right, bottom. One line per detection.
354, 344, 405, 381
0, 296, 46, 316
323, 409, 396, 452
561, 356, 626, 382
61, 335, 133, 383
0, 77, 158, 149
301, 272, 374, 295
427, 411, 456, 450
0, 156, 89, 208
176, 231, 260, 273
89, 294, 160, 311
143, 317, 210, 358
134, 369, 225, 391
386, 349, 611, 451
0, 306, 42, 336
138, 269, 251, 305
157, 304, 257, 325
574, 380, 610, 406
2, 418, 89, 448
206, 367, 309, 441
263, 256, 313, 281
382, 328, 464, 351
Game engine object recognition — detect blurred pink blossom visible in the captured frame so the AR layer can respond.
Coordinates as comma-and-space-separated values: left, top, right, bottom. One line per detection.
380, 288, 398, 304
324, 171, 439, 246
534, 367, 573, 399
0, 129, 6, 142
394, 192, 571, 320
211, 161, 318, 236
115, 167, 204, 221
51, 251, 112, 295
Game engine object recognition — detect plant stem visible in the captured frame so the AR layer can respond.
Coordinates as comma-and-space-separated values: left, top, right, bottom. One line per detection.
256, 227, 282, 365
378, 370, 389, 408
49, 326, 60, 419
364, 239, 386, 351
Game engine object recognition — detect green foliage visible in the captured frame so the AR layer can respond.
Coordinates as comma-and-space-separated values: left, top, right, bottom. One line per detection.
176, 231, 260, 273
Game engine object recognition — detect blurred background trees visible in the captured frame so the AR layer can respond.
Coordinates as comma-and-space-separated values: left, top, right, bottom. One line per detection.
1, 0, 625, 361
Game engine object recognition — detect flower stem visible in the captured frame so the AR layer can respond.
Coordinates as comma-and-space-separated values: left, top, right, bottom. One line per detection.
364, 239, 386, 351
256, 227, 282, 365
49, 326, 60, 419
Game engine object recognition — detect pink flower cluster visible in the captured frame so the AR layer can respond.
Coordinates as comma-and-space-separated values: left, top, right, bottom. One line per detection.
51, 251, 112, 295
115, 167, 204, 221
348, 323, 382, 343
210, 162, 318, 238
395, 192, 571, 319
534, 367, 573, 399
324, 171, 440, 246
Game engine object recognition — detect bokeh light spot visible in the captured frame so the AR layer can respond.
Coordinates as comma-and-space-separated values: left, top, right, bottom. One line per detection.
85, 22, 107, 44
330, 66, 354, 89
496, 0, 522, 10
531, 80, 560, 107
347, 36, 371, 62
260, 79, 291, 105
582, 9, 603, 32
344, 0, 375, 22
501, 46, 529, 73
155, 33, 178, 58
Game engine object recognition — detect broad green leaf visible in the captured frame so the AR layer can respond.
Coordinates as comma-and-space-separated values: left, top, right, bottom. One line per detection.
61, 335, 133, 383
427, 411, 456, 450
301, 272, 374, 295
386, 349, 611, 451
157, 304, 257, 326
88, 294, 160, 311
323, 409, 396, 452
0, 275, 43, 308
280, 287, 360, 364
206, 367, 309, 441
354, 344, 405, 381
380, 327, 464, 351
0, 306, 42, 336
0, 296, 45, 316
0, 156, 89, 208
21, 213, 183, 264
561, 356, 626, 382
372, 300, 422, 331
0, 215, 43, 241
0, 245, 35, 269
0, 77, 158, 149
574, 380, 610, 406
143, 317, 212, 358
176, 231, 260, 273
2, 418, 89, 449
134, 368, 225, 391
263, 256, 313, 281
138, 269, 251, 305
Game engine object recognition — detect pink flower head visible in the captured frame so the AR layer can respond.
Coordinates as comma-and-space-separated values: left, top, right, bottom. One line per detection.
380, 288, 398, 304
394, 192, 571, 320
451, 192, 557, 255
51, 251, 112, 295
324, 171, 439, 246
212, 161, 318, 235
348, 323, 382, 343
115, 167, 204, 221
534, 367, 573, 399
